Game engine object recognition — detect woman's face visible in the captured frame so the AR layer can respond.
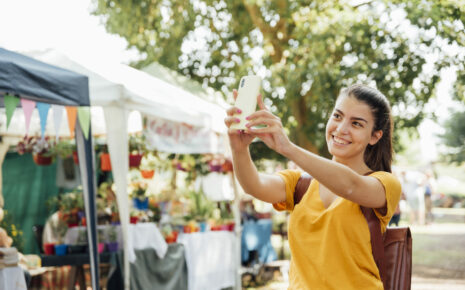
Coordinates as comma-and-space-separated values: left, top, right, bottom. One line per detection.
325, 95, 382, 162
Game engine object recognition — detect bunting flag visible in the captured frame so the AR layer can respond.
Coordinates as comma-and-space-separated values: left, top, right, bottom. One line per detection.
20, 99, 36, 136
36, 102, 51, 139
77, 106, 91, 139
66, 106, 77, 138
4, 94, 20, 129
52, 105, 64, 142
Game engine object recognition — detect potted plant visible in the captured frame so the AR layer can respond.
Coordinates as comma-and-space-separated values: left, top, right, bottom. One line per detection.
97, 229, 106, 253
21, 136, 56, 166
99, 144, 112, 172
128, 134, 145, 167
53, 219, 69, 256
148, 197, 161, 223
106, 226, 119, 252
139, 153, 158, 179
131, 181, 148, 210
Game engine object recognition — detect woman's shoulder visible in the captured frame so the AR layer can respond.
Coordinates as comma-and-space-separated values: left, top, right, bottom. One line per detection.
369, 171, 401, 190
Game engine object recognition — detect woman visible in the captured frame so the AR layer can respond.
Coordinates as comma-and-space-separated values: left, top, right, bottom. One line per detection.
225, 84, 401, 289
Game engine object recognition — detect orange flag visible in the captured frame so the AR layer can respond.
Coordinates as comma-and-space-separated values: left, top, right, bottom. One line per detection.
66, 106, 78, 138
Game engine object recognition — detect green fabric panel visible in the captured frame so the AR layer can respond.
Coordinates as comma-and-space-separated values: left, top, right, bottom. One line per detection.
2, 152, 58, 254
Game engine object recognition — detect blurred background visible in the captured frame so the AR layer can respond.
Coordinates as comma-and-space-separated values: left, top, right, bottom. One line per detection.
1, 0, 464, 289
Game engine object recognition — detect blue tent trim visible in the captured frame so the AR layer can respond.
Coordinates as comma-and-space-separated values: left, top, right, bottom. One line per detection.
0, 47, 89, 106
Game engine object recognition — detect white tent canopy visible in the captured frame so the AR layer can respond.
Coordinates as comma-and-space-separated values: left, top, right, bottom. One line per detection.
27, 49, 229, 290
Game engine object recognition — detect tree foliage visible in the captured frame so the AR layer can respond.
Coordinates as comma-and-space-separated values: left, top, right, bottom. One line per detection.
441, 110, 465, 164
92, 0, 465, 155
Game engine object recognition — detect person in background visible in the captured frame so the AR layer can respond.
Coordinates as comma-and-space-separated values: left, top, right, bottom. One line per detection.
423, 171, 435, 225
225, 84, 401, 289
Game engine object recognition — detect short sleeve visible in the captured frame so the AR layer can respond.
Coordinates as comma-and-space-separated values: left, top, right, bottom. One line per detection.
272, 169, 302, 212
370, 171, 402, 230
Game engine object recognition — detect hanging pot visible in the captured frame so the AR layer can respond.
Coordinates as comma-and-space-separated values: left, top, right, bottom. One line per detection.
33, 153, 53, 166
100, 153, 112, 171
140, 169, 155, 179
129, 154, 143, 168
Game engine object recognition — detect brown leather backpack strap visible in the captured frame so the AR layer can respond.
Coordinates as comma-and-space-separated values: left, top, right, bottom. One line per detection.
360, 206, 387, 289
293, 172, 312, 206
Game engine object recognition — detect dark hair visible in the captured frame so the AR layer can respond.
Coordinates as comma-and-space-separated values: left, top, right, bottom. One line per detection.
338, 84, 393, 172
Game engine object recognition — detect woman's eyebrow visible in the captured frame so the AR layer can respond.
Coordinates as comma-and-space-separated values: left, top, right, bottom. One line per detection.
335, 109, 368, 123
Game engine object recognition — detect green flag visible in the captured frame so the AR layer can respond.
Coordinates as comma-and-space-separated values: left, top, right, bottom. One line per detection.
77, 107, 90, 139
4, 94, 20, 129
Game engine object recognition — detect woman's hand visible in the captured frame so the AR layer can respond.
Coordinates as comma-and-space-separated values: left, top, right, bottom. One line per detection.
224, 90, 256, 152
245, 95, 292, 155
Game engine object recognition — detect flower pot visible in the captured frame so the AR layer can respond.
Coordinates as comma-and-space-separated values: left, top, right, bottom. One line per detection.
133, 197, 149, 211
106, 242, 119, 252
208, 164, 223, 172
199, 222, 208, 232
222, 159, 233, 172
227, 223, 235, 232
220, 225, 229, 231
72, 151, 79, 164
140, 169, 155, 179
129, 154, 143, 168
33, 153, 53, 166
44, 243, 55, 255
100, 153, 112, 171
68, 244, 86, 254
130, 216, 139, 224
67, 222, 79, 228
54, 244, 68, 256
98, 243, 106, 253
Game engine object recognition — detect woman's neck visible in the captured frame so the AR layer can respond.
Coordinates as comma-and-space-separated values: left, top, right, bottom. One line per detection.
332, 156, 372, 175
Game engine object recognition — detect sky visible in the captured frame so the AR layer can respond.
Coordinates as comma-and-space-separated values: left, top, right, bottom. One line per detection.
0, 0, 460, 164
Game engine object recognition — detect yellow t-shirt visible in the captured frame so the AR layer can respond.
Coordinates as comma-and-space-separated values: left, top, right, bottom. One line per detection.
273, 170, 401, 290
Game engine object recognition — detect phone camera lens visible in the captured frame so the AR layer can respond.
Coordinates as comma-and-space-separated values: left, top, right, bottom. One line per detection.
241, 79, 245, 87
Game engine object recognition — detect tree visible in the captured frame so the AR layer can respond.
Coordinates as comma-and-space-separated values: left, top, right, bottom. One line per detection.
92, 0, 465, 155
441, 110, 465, 164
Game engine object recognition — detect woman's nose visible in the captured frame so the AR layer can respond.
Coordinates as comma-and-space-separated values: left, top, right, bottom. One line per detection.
336, 120, 350, 134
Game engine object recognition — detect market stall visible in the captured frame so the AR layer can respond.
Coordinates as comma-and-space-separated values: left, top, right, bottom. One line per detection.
0, 47, 101, 290
27, 49, 239, 289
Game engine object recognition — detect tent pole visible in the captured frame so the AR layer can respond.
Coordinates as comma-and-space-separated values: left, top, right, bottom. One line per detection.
76, 121, 100, 290
230, 171, 242, 290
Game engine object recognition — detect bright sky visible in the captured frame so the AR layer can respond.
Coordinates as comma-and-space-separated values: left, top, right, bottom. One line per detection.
0, 0, 138, 64
0, 0, 459, 163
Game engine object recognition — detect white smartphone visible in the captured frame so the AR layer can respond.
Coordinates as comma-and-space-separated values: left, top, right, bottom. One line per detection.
230, 75, 262, 130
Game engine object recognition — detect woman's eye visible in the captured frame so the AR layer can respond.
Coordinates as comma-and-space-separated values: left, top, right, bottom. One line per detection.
353, 121, 362, 127
333, 113, 341, 119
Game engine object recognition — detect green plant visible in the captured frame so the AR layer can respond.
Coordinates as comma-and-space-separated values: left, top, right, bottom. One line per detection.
140, 153, 158, 171
129, 133, 146, 154
0, 210, 24, 252
53, 139, 75, 159
108, 226, 118, 242
184, 189, 214, 222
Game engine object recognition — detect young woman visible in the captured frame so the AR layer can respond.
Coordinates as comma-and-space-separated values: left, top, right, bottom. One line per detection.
225, 84, 401, 289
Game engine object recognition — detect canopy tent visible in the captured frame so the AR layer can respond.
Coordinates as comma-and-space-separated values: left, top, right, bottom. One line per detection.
28, 49, 233, 289
0, 47, 101, 290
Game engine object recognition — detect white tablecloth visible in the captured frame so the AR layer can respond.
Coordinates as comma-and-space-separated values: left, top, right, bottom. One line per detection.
178, 231, 236, 290
64, 223, 167, 262
0, 266, 27, 290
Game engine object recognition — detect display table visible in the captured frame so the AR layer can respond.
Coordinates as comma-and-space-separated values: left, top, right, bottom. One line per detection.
0, 266, 27, 290
64, 222, 167, 262
177, 231, 236, 290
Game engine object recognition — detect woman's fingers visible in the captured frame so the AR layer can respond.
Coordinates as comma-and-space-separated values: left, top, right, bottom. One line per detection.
245, 116, 278, 129
257, 94, 267, 111
226, 106, 242, 116
233, 89, 238, 101
224, 116, 241, 127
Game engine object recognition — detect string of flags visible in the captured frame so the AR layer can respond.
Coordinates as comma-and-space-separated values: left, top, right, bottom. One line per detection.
3, 93, 90, 140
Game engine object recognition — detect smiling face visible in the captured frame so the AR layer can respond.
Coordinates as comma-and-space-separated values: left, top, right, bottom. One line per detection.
325, 95, 382, 165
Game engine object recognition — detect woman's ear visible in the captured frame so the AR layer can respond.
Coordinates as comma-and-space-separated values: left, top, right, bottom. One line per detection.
369, 130, 383, 145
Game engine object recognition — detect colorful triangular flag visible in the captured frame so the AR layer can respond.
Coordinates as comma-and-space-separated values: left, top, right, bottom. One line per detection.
77, 107, 90, 140
4, 94, 20, 129
20, 98, 36, 136
52, 105, 64, 142
65, 106, 77, 138
36, 102, 51, 139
